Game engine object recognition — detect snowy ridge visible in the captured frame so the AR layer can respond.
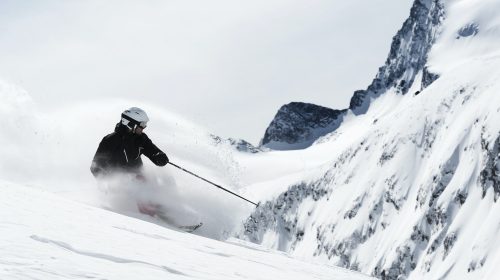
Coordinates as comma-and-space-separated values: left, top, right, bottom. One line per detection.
240, 0, 500, 279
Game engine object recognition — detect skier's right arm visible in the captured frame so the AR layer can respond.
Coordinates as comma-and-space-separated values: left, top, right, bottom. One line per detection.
90, 137, 111, 178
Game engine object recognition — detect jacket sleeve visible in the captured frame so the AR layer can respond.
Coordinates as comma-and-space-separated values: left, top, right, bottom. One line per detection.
141, 135, 169, 166
90, 137, 111, 177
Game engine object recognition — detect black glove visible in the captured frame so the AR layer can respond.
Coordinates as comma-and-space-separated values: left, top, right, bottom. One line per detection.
153, 152, 169, 166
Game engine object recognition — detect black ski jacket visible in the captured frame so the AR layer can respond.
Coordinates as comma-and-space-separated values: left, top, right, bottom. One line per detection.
90, 123, 168, 177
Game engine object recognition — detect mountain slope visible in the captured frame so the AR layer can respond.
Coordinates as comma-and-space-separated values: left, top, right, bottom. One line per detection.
239, 0, 500, 279
242, 59, 500, 279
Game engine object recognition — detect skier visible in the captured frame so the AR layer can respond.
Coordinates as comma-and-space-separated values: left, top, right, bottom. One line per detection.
90, 107, 169, 216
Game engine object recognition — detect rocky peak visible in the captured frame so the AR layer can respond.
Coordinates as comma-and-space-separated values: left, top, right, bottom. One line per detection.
261, 0, 445, 150
260, 102, 346, 150
350, 0, 445, 114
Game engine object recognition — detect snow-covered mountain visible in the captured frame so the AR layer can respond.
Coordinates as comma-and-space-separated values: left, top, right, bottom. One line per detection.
239, 0, 500, 279
261, 0, 444, 150
348, 0, 444, 115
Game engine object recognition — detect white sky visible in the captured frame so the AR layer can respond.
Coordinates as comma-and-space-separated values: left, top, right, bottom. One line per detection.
0, 0, 413, 145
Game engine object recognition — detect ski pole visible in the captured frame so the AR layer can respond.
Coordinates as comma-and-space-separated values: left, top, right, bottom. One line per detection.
168, 162, 259, 207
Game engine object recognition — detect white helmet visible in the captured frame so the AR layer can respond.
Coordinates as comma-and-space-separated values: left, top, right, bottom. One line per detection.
121, 107, 149, 129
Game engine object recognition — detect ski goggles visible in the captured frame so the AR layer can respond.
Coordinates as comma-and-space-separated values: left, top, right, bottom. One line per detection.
121, 114, 147, 129
138, 122, 147, 129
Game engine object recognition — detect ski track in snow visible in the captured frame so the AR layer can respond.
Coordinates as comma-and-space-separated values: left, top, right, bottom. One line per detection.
112, 226, 173, 241
30, 235, 188, 276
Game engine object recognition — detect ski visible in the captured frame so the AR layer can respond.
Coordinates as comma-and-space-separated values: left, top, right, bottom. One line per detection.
153, 210, 203, 233
178, 222, 203, 233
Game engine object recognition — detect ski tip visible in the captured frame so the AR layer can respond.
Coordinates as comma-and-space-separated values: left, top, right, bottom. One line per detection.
178, 222, 203, 233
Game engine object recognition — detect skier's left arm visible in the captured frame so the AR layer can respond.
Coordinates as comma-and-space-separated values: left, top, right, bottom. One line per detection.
141, 134, 169, 166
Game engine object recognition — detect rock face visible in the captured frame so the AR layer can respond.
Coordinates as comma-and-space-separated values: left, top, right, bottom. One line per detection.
261, 0, 445, 150
260, 102, 346, 150
349, 0, 445, 114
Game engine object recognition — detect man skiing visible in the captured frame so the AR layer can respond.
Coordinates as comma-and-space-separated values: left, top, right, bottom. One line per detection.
91, 107, 168, 176
90, 107, 169, 215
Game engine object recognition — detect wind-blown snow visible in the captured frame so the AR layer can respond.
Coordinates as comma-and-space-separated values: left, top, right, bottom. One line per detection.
0, 83, 253, 240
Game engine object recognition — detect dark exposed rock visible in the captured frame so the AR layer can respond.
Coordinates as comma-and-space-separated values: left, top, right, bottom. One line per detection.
384, 175, 404, 211
425, 207, 447, 227
468, 257, 486, 273
443, 232, 457, 258
260, 102, 346, 150
344, 194, 366, 220
429, 147, 459, 207
411, 225, 430, 243
316, 228, 372, 270
242, 181, 329, 250
349, 90, 369, 113
227, 138, 261, 153
211, 134, 261, 153
350, 0, 445, 114
379, 146, 398, 166
422, 118, 443, 154
457, 23, 479, 38
422, 66, 440, 89
454, 191, 467, 205
377, 245, 417, 280
480, 133, 500, 200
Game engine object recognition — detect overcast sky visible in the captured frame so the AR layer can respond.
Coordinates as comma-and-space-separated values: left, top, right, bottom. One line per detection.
0, 0, 413, 145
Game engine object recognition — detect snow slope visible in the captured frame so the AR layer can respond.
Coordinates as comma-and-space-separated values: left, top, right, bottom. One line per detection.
0, 181, 374, 280
242, 55, 500, 279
